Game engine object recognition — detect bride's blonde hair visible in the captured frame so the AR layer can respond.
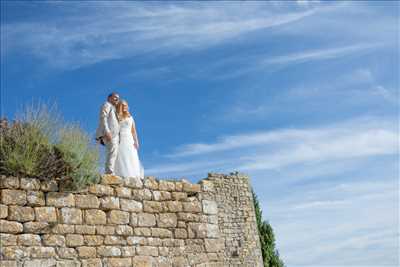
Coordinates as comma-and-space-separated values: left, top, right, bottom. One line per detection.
116, 100, 131, 121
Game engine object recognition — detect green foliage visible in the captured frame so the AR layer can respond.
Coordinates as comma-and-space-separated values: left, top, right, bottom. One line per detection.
252, 189, 285, 267
0, 102, 100, 189
56, 125, 100, 189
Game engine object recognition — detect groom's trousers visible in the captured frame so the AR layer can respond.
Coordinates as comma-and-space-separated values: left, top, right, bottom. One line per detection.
105, 136, 119, 174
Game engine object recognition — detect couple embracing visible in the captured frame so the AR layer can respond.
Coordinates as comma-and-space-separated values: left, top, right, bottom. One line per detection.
95, 92, 144, 179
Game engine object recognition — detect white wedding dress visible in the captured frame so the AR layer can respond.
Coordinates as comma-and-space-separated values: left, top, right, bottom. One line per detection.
114, 116, 144, 179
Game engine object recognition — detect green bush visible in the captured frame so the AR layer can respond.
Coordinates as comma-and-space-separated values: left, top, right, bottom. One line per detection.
0, 102, 100, 189
252, 189, 285, 267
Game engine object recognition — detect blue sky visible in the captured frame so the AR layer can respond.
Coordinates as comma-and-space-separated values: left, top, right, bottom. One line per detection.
1, 1, 399, 266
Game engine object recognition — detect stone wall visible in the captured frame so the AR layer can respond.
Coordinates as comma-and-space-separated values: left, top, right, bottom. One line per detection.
0, 173, 263, 267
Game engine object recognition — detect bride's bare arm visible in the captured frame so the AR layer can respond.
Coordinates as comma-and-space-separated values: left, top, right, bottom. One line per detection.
131, 118, 139, 149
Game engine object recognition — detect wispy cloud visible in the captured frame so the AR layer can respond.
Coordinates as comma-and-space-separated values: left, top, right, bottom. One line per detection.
147, 115, 399, 266
261, 43, 384, 66
1, 2, 319, 70
168, 116, 397, 161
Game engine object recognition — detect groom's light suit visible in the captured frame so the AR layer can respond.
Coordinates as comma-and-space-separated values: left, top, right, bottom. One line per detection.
96, 101, 120, 174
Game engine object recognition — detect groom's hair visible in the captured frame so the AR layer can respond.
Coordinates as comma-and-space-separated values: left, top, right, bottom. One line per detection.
108, 92, 118, 98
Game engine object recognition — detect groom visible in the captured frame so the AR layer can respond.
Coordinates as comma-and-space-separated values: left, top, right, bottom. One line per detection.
96, 92, 120, 174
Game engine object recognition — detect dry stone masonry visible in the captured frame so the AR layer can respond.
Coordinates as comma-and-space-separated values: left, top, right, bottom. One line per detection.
0, 173, 263, 267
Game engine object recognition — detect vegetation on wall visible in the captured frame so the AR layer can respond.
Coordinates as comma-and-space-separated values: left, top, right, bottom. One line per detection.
252, 189, 286, 267
0, 103, 100, 189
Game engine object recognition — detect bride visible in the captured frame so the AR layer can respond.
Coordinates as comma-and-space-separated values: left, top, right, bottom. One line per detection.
114, 99, 144, 179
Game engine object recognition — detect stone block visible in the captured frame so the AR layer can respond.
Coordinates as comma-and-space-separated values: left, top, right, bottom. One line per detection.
60, 208, 82, 224
172, 192, 187, 201
42, 234, 66, 247
204, 238, 225, 252
115, 225, 133, 235
75, 195, 100, 208
175, 182, 183, 192
35, 207, 57, 222
120, 198, 142, 212
27, 190, 45, 206
127, 236, 146, 245
56, 260, 81, 267
144, 176, 158, 190
20, 178, 41, 190
206, 224, 219, 238
0, 246, 28, 259
147, 237, 162, 246
0, 233, 17, 246
8, 205, 34, 222
174, 228, 187, 239
153, 191, 171, 201
200, 180, 215, 192
0, 260, 17, 267
47, 192, 75, 207
177, 212, 199, 222
157, 213, 177, 228
103, 258, 132, 267
124, 176, 143, 189
115, 187, 131, 198
136, 246, 158, 256
23, 259, 57, 267
96, 225, 115, 235
163, 201, 183, 212
133, 227, 151, 237
137, 213, 156, 227
96, 246, 121, 257
151, 228, 172, 238
143, 201, 162, 213
121, 246, 135, 257
101, 175, 123, 185
182, 201, 202, 213
159, 180, 176, 191
66, 234, 84, 247
129, 212, 138, 226
84, 235, 104, 246
182, 181, 201, 193
81, 258, 102, 267
85, 209, 106, 225
104, 235, 126, 245
1, 189, 26, 205
28, 246, 57, 258
107, 210, 129, 224
75, 225, 96, 235
0, 220, 23, 233
100, 196, 120, 210
88, 184, 114, 196
51, 224, 75, 234
202, 200, 218, 215
40, 180, 58, 192
132, 256, 156, 267
23, 222, 51, 233
0, 176, 19, 189
56, 247, 78, 259
77, 246, 97, 258
131, 188, 152, 201
17, 234, 41, 246
0, 204, 8, 218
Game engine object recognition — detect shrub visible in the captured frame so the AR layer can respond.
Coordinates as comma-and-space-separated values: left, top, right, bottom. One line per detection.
0, 102, 100, 189
252, 189, 285, 267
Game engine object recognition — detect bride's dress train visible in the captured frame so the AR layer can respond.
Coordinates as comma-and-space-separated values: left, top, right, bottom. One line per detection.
114, 116, 144, 178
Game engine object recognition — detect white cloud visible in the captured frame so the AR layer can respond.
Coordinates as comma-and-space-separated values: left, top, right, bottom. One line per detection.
1, 2, 318, 70
169, 116, 397, 164
146, 116, 399, 266
261, 43, 384, 66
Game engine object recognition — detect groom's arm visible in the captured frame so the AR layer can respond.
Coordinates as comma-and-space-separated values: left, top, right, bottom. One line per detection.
100, 103, 112, 140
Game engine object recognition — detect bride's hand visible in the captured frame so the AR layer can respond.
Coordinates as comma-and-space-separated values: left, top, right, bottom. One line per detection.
134, 143, 139, 150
